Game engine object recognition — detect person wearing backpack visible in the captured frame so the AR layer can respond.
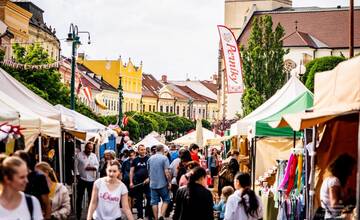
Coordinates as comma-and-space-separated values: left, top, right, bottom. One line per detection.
0, 155, 43, 220
224, 172, 263, 220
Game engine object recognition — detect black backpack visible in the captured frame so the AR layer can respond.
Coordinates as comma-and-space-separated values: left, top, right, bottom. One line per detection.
25, 194, 34, 220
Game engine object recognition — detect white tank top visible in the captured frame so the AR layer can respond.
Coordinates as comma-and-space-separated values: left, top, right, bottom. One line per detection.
93, 178, 128, 220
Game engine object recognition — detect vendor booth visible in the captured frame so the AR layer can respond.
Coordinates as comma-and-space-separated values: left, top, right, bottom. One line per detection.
274, 56, 360, 219
172, 127, 220, 146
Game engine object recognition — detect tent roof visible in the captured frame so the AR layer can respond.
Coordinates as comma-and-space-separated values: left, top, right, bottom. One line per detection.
257, 91, 313, 136
230, 76, 312, 136
0, 90, 60, 148
276, 56, 360, 130
172, 127, 220, 146
134, 134, 168, 150
0, 68, 75, 128
0, 102, 19, 122
54, 104, 106, 133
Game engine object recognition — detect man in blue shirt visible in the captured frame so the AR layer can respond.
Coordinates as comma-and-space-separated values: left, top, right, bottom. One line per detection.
147, 145, 171, 220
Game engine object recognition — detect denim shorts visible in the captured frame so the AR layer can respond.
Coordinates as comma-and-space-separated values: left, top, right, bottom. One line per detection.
150, 186, 171, 205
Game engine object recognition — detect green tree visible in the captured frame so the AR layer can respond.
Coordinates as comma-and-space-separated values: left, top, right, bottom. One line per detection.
124, 117, 140, 141
304, 56, 346, 92
144, 112, 168, 133
241, 88, 264, 116
241, 15, 288, 115
1, 43, 101, 123
201, 119, 211, 130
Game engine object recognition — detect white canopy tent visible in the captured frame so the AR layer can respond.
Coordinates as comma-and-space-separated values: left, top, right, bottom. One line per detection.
0, 102, 19, 122
54, 105, 116, 144
230, 76, 311, 136
172, 127, 220, 146
0, 90, 60, 148
134, 134, 168, 151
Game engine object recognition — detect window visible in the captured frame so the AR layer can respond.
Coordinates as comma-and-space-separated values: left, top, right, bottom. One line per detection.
203, 109, 206, 119
176, 106, 180, 115
131, 103, 133, 111
183, 106, 185, 117
199, 108, 201, 114
160, 106, 163, 112
153, 105, 156, 112
137, 104, 139, 111
143, 104, 145, 112
170, 106, 173, 113
166, 106, 169, 113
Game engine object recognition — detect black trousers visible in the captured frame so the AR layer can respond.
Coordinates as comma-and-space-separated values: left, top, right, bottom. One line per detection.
76, 178, 94, 220
133, 183, 152, 219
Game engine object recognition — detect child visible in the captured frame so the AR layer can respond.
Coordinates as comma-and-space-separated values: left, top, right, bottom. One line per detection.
214, 186, 234, 220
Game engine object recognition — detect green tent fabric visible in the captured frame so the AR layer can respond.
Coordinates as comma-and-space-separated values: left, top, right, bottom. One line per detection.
255, 91, 313, 137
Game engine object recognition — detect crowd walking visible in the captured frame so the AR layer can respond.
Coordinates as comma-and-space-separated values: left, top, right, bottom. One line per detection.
0, 139, 265, 220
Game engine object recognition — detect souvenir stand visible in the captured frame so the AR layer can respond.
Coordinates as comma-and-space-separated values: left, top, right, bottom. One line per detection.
275, 56, 360, 219
229, 76, 313, 220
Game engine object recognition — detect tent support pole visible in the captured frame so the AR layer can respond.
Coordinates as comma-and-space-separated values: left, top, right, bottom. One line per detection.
356, 112, 360, 219
59, 134, 63, 183
249, 138, 254, 190
38, 136, 42, 162
73, 137, 77, 217
309, 126, 317, 219
304, 129, 310, 220
293, 131, 296, 148
252, 137, 257, 191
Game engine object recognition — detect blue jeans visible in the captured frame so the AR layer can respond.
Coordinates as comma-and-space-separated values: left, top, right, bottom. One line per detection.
150, 186, 171, 206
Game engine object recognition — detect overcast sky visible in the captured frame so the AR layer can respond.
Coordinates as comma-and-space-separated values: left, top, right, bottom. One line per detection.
31, 0, 359, 80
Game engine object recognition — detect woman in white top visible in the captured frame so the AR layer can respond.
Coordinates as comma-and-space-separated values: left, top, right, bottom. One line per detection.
0, 155, 43, 220
224, 172, 263, 220
35, 162, 71, 220
87, 159, 134, 220
320, 154, 356, 219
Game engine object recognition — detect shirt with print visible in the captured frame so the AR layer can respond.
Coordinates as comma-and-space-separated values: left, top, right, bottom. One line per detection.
93, 178, 128, 220
0, 192, 43, 220
75, 151, 99, 182
147, 153, 170, 189
131, 155, 149, 184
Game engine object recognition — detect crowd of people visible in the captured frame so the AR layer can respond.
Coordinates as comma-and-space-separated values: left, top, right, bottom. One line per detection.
0, 140, 266, 220
2, 137, 357, 220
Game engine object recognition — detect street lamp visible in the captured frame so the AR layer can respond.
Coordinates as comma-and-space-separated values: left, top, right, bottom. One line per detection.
187, 98, 193, 119
66, 23, 91, 110
118, 76, 123, 127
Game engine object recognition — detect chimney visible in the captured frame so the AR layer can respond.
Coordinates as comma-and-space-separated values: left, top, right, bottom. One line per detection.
161, 75, 167, 83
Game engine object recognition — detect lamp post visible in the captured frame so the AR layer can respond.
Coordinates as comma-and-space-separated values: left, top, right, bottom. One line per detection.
188, 98, 193, 119
66, 23, 91, 110
118, 76, 123, 127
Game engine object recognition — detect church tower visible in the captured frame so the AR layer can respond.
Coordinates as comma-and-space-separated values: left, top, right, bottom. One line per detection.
225, 0, 292, 38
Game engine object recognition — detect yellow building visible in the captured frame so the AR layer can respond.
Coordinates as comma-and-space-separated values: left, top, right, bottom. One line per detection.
0, 1, 60, 61
78, 55, 143, 113
0, 0, 31, 59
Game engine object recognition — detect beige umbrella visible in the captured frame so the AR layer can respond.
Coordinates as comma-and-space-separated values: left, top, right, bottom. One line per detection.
195, 118, 203, 147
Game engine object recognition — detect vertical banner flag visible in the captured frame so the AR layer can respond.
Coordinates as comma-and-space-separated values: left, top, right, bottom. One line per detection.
217, 25, 244, 93
83, 86, 93, 102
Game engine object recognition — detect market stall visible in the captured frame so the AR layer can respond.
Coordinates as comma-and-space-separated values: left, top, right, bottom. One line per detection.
274, 56, 360, 219
171, 127, 220, 146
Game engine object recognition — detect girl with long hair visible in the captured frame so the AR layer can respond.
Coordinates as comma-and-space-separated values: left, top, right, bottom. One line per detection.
173, 166, 214, 220
224, 172, 263, 220
320, 154, 356, 219
0, 156, 43, 219
35, 162, 71, 219
87, 159, 133, 220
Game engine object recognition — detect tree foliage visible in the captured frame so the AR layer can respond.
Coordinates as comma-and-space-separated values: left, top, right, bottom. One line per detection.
240, 15, 288, 116
241, 88, 264, 116
303, 56, 346, 92
201, 119, 211, 130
